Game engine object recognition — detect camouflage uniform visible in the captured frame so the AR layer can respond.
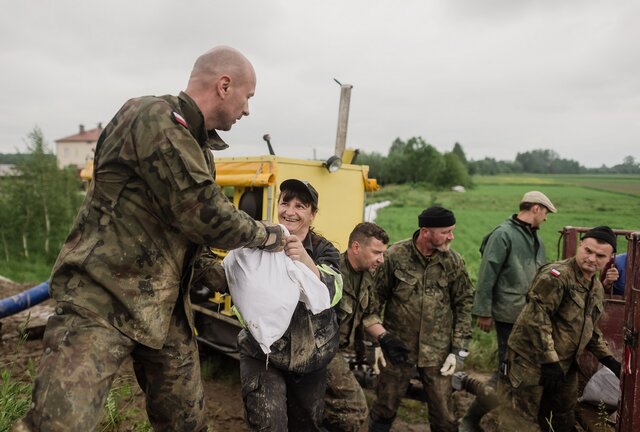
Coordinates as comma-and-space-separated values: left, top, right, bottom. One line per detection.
17, 92, 268, 432
238, 231, 342, 431
365, 231, 474, 432
323, 252, 374, 431
496, 257, 612, 432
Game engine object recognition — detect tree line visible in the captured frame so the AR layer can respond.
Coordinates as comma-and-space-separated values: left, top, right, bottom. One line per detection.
355, 138, 639, 186
355, 138, 472, 188
0, 128, 83, 264
0, 130, 637, 263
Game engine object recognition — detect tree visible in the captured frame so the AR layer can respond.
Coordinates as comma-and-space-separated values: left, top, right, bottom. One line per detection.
451, 142, 468, 166
0, 127, 82, 262
436, 152, 471, 188
468, 157, 517, 175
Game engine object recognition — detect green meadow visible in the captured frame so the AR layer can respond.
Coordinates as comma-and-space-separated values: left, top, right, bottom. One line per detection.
369, 174, 640, 282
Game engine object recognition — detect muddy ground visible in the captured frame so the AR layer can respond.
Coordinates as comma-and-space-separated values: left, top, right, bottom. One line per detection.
1, 278, 476, 431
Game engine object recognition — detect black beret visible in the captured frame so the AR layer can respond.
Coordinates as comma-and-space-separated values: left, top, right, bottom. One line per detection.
582, 226, 617, 253
418, 206, 456, 228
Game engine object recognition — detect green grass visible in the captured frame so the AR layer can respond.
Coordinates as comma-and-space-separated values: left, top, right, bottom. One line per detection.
0, 257, 52, 284
0, 325, 34, 431
98, 376, 152, 432
0, 369, 32, 431
466, 328, 499, 372
474, 173, 640, 197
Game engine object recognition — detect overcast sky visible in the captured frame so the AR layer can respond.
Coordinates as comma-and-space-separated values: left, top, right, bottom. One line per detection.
1, 0, 638, 167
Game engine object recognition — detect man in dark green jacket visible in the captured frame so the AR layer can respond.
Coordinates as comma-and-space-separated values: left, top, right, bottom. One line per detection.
461, 191, 556, 431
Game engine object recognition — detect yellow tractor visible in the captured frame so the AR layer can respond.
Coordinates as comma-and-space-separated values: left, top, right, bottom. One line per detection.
193, 148, 379, 356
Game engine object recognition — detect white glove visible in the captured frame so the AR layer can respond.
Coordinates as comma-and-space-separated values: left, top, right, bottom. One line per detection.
372, 347, 387, 375
440, 353, 457, 376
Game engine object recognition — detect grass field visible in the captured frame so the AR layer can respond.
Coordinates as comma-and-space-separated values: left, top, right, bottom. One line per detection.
369, 174, 640, 281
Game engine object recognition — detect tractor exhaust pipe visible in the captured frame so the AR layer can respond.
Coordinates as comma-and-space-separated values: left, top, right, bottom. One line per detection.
333, 78, 353, 159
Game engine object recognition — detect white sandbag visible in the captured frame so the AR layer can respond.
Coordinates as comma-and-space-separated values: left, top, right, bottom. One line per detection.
222, 227, 330, 354
292, 262, 331, 314
578, 365, 620, 408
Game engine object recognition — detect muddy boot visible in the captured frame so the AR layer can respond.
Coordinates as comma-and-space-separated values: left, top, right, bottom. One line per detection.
368, 413, 395, 432
459, 399, 485, 432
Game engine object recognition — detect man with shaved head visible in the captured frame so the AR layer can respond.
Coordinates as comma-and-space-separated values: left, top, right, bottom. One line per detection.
14, 46, 283, 432
186, 46, 257, 132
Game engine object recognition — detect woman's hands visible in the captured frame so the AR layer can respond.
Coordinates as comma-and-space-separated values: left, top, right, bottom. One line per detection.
284, 235, 320, 277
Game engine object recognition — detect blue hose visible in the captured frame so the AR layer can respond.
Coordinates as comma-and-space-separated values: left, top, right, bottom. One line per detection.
0, 281, 50, 318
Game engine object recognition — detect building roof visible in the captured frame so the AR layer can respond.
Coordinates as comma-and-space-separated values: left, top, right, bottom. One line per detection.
55, 125, 103, 143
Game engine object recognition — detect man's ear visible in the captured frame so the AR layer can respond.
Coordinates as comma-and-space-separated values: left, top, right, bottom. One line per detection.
217, 75, 231, 98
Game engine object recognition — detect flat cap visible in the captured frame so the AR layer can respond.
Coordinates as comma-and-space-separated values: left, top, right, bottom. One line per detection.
521, 191, 557, 213
582, 225, 617, 253
418, 206, 456, 228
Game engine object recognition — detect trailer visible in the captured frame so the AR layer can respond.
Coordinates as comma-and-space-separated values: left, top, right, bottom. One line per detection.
560, 227, 640, 432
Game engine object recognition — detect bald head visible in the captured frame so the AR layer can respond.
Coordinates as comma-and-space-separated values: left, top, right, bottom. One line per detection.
188, 46, 254, 88
185, 46, 256, 131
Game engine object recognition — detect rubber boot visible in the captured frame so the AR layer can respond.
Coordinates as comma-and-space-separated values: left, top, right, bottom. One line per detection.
458, 399, 485, 432
368, 413, 395, 432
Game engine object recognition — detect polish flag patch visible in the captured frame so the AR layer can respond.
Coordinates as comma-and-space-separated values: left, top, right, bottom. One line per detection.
172, 111, 188, 128
550, 268, 561, 277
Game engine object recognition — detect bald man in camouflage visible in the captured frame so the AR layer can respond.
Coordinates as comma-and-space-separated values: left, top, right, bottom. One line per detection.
14, 46, 284, 432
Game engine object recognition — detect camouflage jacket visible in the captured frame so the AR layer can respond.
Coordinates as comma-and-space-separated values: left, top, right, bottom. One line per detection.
472, 216, 546, 323
365, 231, 474, 367
507, 257, 611, 372
337, 252, 375, 350
238, 231, 343, 374
50, 92, 267, 349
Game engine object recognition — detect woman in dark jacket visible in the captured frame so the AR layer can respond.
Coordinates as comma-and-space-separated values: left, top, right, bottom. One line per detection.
239, 178, 343, 431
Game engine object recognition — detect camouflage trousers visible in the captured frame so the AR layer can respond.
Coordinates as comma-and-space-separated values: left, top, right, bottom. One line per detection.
495, 352, 579, 432
323, 352, 368, 431
14, 302, 206, 432
240, 353, 328, 431
370, 363, 457, 432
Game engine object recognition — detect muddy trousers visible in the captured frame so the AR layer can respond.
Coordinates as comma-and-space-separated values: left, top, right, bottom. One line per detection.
460, 321, 513, 430
14, 303, 206, 432
323, 353, 368, 431
370, 363, 457, 432
496, 368, 579, 432
240, 353, 328, 431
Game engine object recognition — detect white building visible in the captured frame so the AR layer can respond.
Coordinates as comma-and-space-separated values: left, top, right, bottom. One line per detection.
55, 124, 102, 169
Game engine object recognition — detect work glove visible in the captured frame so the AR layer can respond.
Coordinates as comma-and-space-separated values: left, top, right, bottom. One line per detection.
539, 362, 565, 390
440, 353, 457, 376
372, 347, 387, 374
600, 355, 622, 377
378, 331, 410, 365
259, 222, 286, 252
